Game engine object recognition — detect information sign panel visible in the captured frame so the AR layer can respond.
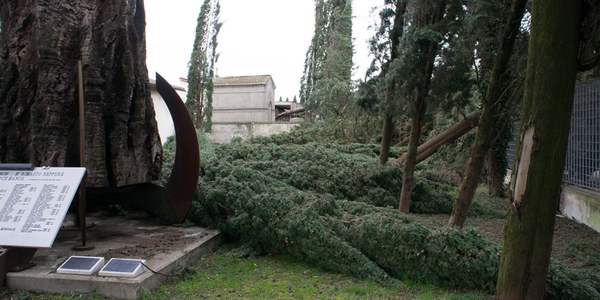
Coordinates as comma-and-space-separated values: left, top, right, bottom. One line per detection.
0, 167, 85, 248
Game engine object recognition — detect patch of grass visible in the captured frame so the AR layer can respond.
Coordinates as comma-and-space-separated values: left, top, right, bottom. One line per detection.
143, 251, 489, 300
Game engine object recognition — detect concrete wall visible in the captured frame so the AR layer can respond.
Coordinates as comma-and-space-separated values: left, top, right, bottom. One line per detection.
210, 122, 301, 144
212, 81, 275, 123
561, 185, 600, 232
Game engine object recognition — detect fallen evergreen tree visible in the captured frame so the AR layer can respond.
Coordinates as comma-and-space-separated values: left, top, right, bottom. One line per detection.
162, 137, 600, 299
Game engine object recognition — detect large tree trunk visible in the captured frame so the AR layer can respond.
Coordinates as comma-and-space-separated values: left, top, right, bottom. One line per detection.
398, 0, 447, 212
495, 1, 581, 298
0, 0, 162, 188
449, 0, 527, 227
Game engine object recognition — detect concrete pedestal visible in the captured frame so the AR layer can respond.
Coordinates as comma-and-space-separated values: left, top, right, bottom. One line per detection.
6, 214, 221, 299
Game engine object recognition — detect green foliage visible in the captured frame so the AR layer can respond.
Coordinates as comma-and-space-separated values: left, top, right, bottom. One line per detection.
203, 1, 221, 132
160, 138, 599, 298
160, 132, 215, 186
202, 140, 457, 213
191, 158, 498, 289
545, 265, 600, 299
567, 240, 600, 269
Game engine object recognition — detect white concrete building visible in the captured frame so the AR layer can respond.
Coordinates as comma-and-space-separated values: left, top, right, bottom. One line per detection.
150, 75, 304, 144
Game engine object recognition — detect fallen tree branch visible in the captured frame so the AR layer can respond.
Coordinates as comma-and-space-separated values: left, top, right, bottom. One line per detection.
392, 111, 481, 167
276, 107, 306, 120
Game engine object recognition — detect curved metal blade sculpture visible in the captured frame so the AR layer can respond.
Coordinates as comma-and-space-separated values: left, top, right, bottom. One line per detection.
148, 73, 200, 223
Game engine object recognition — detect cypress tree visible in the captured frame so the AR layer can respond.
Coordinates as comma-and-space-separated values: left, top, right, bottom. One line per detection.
203, 0, 221, 132
186, 0, 220, 132
315, 0, 353, 119
300, 0, 353, 120
449, 0, 527, 227
496, 1, 581, 297
368, 0, 407, 165
397, 0, 450, 212
300, 0, 329, 108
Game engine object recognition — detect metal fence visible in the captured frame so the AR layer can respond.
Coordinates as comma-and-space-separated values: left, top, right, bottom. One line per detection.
506, 80, 600, 193
564, 80, 600, 191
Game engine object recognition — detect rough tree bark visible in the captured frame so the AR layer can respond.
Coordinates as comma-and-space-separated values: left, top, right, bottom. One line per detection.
448, 0, 527, 227
379, 1, 406, 166
0, 0, 162, 188
495, 1, 581, 298
398, 0, 447, 213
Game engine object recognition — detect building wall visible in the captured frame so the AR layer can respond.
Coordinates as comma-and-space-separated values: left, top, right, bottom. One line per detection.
266, 80, 275, 122
151, 77, 303, 146
561, 185, 600, 232
212, 81, 275, 123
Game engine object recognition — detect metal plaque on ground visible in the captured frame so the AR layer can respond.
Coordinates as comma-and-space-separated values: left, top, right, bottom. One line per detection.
99, 258, 146, 277
0, 167, 85, 248
56, 256, 105, 275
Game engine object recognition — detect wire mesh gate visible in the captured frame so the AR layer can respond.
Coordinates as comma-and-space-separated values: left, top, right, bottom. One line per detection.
564, 80, 600, 192
506, 80, 600, 193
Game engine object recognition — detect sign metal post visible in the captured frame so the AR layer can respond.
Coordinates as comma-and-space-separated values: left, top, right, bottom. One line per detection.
73, 60, 93, 251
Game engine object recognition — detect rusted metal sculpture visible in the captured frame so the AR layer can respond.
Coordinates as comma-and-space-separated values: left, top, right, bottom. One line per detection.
156, 73, 200, 222
130, 74, 200, 223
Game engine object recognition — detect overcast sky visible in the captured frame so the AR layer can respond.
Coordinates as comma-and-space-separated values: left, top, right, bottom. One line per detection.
145, 0, 379, 100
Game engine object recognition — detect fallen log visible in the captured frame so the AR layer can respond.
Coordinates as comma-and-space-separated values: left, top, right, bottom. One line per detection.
276, 107, 306, 120
392, 111, 481, 166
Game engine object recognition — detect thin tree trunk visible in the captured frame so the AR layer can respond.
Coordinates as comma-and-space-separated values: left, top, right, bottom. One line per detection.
398, 0, 447, 212
449, 0, 527, 227
399, 98, 425, 212
378, 1, 406, 166
379, 115, 394, 165
0, 0, 162, 188
495, 0, 581, 298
